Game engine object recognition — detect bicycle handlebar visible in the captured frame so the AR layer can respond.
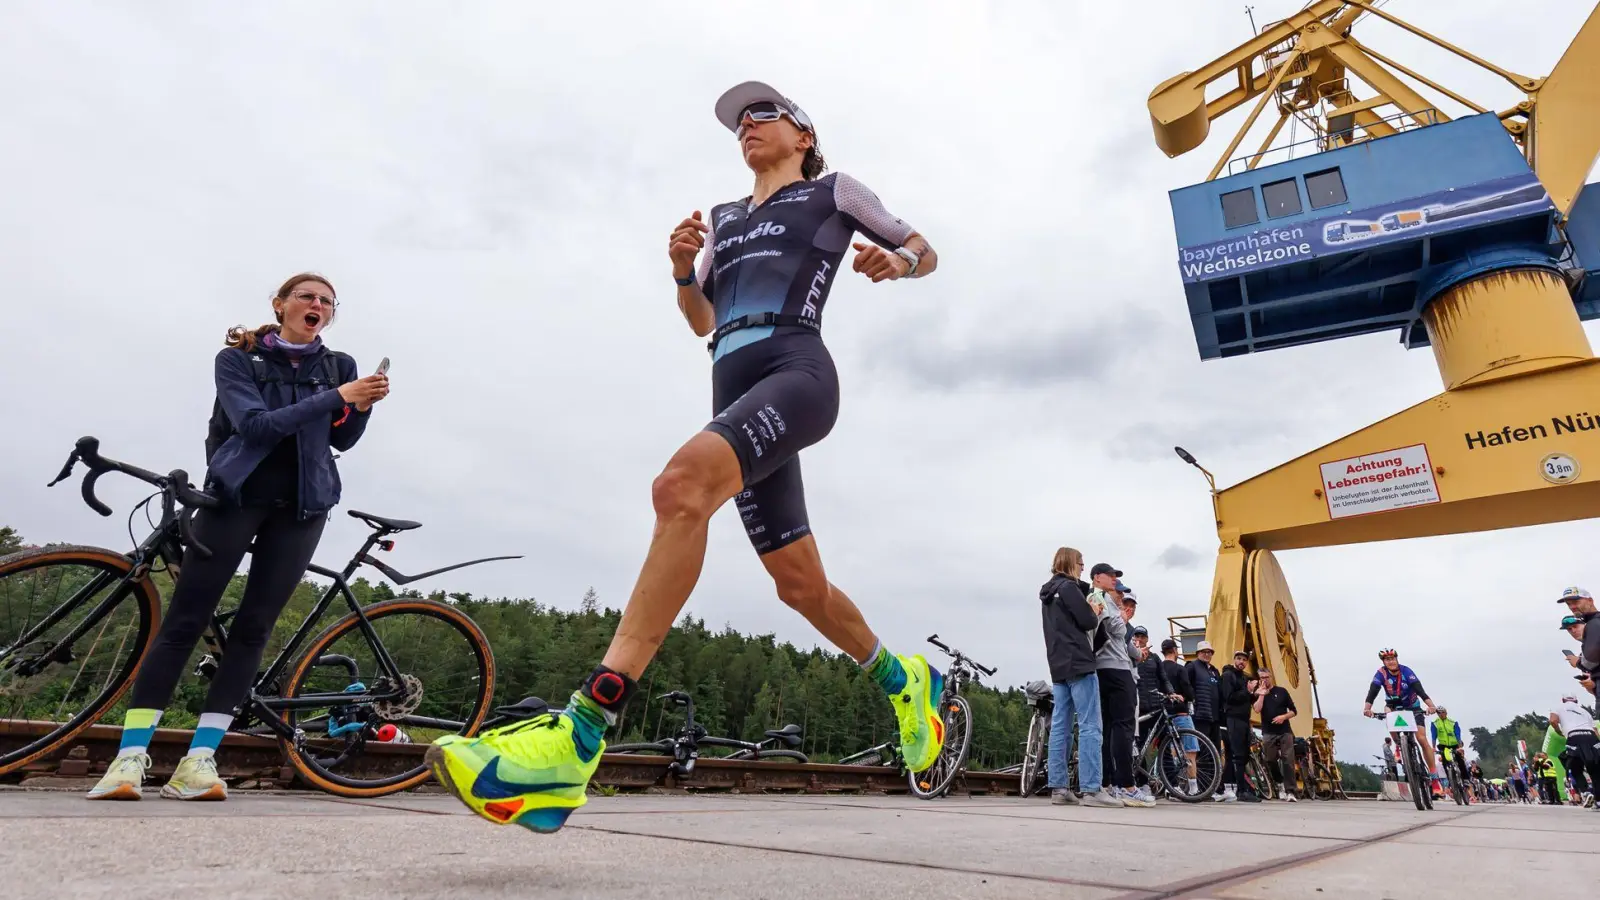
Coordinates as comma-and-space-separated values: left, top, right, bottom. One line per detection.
925, 634, 997, 677
49, 436, 220, 554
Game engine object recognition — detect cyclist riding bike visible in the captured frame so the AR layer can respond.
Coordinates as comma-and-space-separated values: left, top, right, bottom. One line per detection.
424, 81, 943, 834
1430, 705, 1469, 792
1363, 648, 1440, 783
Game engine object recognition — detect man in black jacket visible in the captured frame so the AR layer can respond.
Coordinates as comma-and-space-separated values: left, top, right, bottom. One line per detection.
1185, 641, 1224, 799
1039, 548, 1122, 807
1220, 650, 1262, 802
1160, 639, 1200, 797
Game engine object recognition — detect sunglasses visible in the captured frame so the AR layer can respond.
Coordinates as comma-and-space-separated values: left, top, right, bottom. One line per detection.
737, 102, 808, 137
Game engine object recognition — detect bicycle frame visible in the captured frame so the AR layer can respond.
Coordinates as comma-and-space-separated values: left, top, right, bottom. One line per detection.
222, 531, 519, 744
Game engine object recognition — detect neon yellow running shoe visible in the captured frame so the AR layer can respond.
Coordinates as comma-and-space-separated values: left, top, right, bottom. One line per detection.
892, 654, 946, 773
425, 711, 601, 833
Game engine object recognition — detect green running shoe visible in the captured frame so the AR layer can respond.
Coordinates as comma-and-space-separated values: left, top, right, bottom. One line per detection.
426, 711, 601, 833
893, 654, 945, 773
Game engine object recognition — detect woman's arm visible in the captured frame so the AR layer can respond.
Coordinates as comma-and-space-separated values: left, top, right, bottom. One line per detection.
677, 235, 716, 337
835, 172, 938, 281
329, 354, 373, 451
216, 349, 346, 447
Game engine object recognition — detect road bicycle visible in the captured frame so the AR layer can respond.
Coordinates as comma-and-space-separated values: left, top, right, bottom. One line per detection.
1133, 704, 1223, 802
1368, 706, 1435, 810
605, 690, 807, 776
0, 437, 517, 797
840, 635, 993, 799
1015, 682, 1222, 803
1439, 745, 1470, 806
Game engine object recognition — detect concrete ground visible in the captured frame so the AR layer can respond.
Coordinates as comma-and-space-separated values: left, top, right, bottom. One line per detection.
0, 788, 1592, 899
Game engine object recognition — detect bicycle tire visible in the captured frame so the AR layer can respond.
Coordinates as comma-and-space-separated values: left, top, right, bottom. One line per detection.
909, 693, 973, 799
1019, 712, 1048, 797
0, 546, 161, 776
279, 598, 495, 797
752, 749, 809, 763
1155, 727, 1222, 802
1401, 734, 1426, 810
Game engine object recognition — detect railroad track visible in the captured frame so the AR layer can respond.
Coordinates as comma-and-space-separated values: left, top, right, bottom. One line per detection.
1, 720, 1379, 800
0, 719, 1017, 796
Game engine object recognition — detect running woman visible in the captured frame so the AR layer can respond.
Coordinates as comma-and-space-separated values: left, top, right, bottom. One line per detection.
426, 81, 941, 833
87, 273, 388, 801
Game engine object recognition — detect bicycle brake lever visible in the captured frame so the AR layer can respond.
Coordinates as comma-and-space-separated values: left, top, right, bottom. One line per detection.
47, 450, 79, 487
179, 508, 213, 559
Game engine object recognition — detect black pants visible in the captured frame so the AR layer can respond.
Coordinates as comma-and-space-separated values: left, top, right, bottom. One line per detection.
128, 504, 326, 715
1539, 776, 1559, 804
1192, 717, 1222, 792
1097, 669, 1136, 790
1225, 716, 1253, 791
1567, 732, 1600, 797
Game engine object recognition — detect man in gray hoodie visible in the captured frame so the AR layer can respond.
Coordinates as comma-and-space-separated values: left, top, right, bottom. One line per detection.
1089, 563, 1152, 807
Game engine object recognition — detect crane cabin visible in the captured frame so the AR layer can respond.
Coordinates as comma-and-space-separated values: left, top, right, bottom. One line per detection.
1168, 111, 1597, 360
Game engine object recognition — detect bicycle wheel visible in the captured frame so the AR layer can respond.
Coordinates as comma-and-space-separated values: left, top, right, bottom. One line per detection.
1400, 735, 1428, 810
909, 694, 972, 799
1154, 728, 1222, 802
0, 546, 162, 776
1244, 753, 1272, 798
1019, 712, 1049, 797
278, 598, 494, 797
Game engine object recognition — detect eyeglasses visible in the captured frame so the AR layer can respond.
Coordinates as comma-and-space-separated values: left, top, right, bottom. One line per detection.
290, 290, 337, 309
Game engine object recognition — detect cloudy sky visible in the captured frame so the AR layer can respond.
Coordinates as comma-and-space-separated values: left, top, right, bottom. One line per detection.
4, 0, 1597, 765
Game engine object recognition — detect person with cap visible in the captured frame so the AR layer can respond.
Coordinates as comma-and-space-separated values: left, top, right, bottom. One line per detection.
1038, 547, 1122, 808
1550, 690, 1600, 809
1561, 613, 1597, 697
1220, 650, 1262, 802
1088, 563, 1152, 806
424, 80, 944, 834
1429, 704, 1469, 795
1185, 640, 1225, 799
1129, 623, 1168, 804
1158, 638, 1201, 797
1560, 587, 1600, 690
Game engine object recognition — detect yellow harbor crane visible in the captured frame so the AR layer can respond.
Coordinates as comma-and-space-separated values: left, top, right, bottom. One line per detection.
1149, 0, 1600, 763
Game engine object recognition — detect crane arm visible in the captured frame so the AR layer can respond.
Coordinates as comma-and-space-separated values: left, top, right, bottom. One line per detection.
1148, 0, 1349, 158
1529, 4, 1600, 215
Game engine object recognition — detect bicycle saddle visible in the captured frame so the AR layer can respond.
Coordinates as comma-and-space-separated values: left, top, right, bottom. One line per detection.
765, 724, 803, 747
349, 510, 422, 532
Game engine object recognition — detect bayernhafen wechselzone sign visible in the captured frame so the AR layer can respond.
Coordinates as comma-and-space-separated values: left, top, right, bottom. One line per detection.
1319, 444, 1441, 520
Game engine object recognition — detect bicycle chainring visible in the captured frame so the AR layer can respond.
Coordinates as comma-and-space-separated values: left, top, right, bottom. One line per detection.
371, 673, 424, 721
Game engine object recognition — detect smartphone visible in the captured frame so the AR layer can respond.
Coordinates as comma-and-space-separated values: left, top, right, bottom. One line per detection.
375, 357, 390, 377
1564, 649, 1576, 658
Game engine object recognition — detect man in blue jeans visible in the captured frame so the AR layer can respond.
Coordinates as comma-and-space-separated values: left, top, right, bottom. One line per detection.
1039, 548, 1124, 808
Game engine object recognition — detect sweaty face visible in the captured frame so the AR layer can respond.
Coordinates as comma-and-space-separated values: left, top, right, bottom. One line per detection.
278, 280, 335, 339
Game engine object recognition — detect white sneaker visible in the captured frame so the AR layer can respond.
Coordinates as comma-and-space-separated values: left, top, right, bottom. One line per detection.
86, 752, 150, 800
1222, 784, 1238, 803
160, 753, 227, 801
1081, 788, 1125, 808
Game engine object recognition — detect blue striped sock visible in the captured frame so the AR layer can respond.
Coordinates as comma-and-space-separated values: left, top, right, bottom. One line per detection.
861, 642, 907, 695
187, 713, 233, 758
118, 708, 162, 756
